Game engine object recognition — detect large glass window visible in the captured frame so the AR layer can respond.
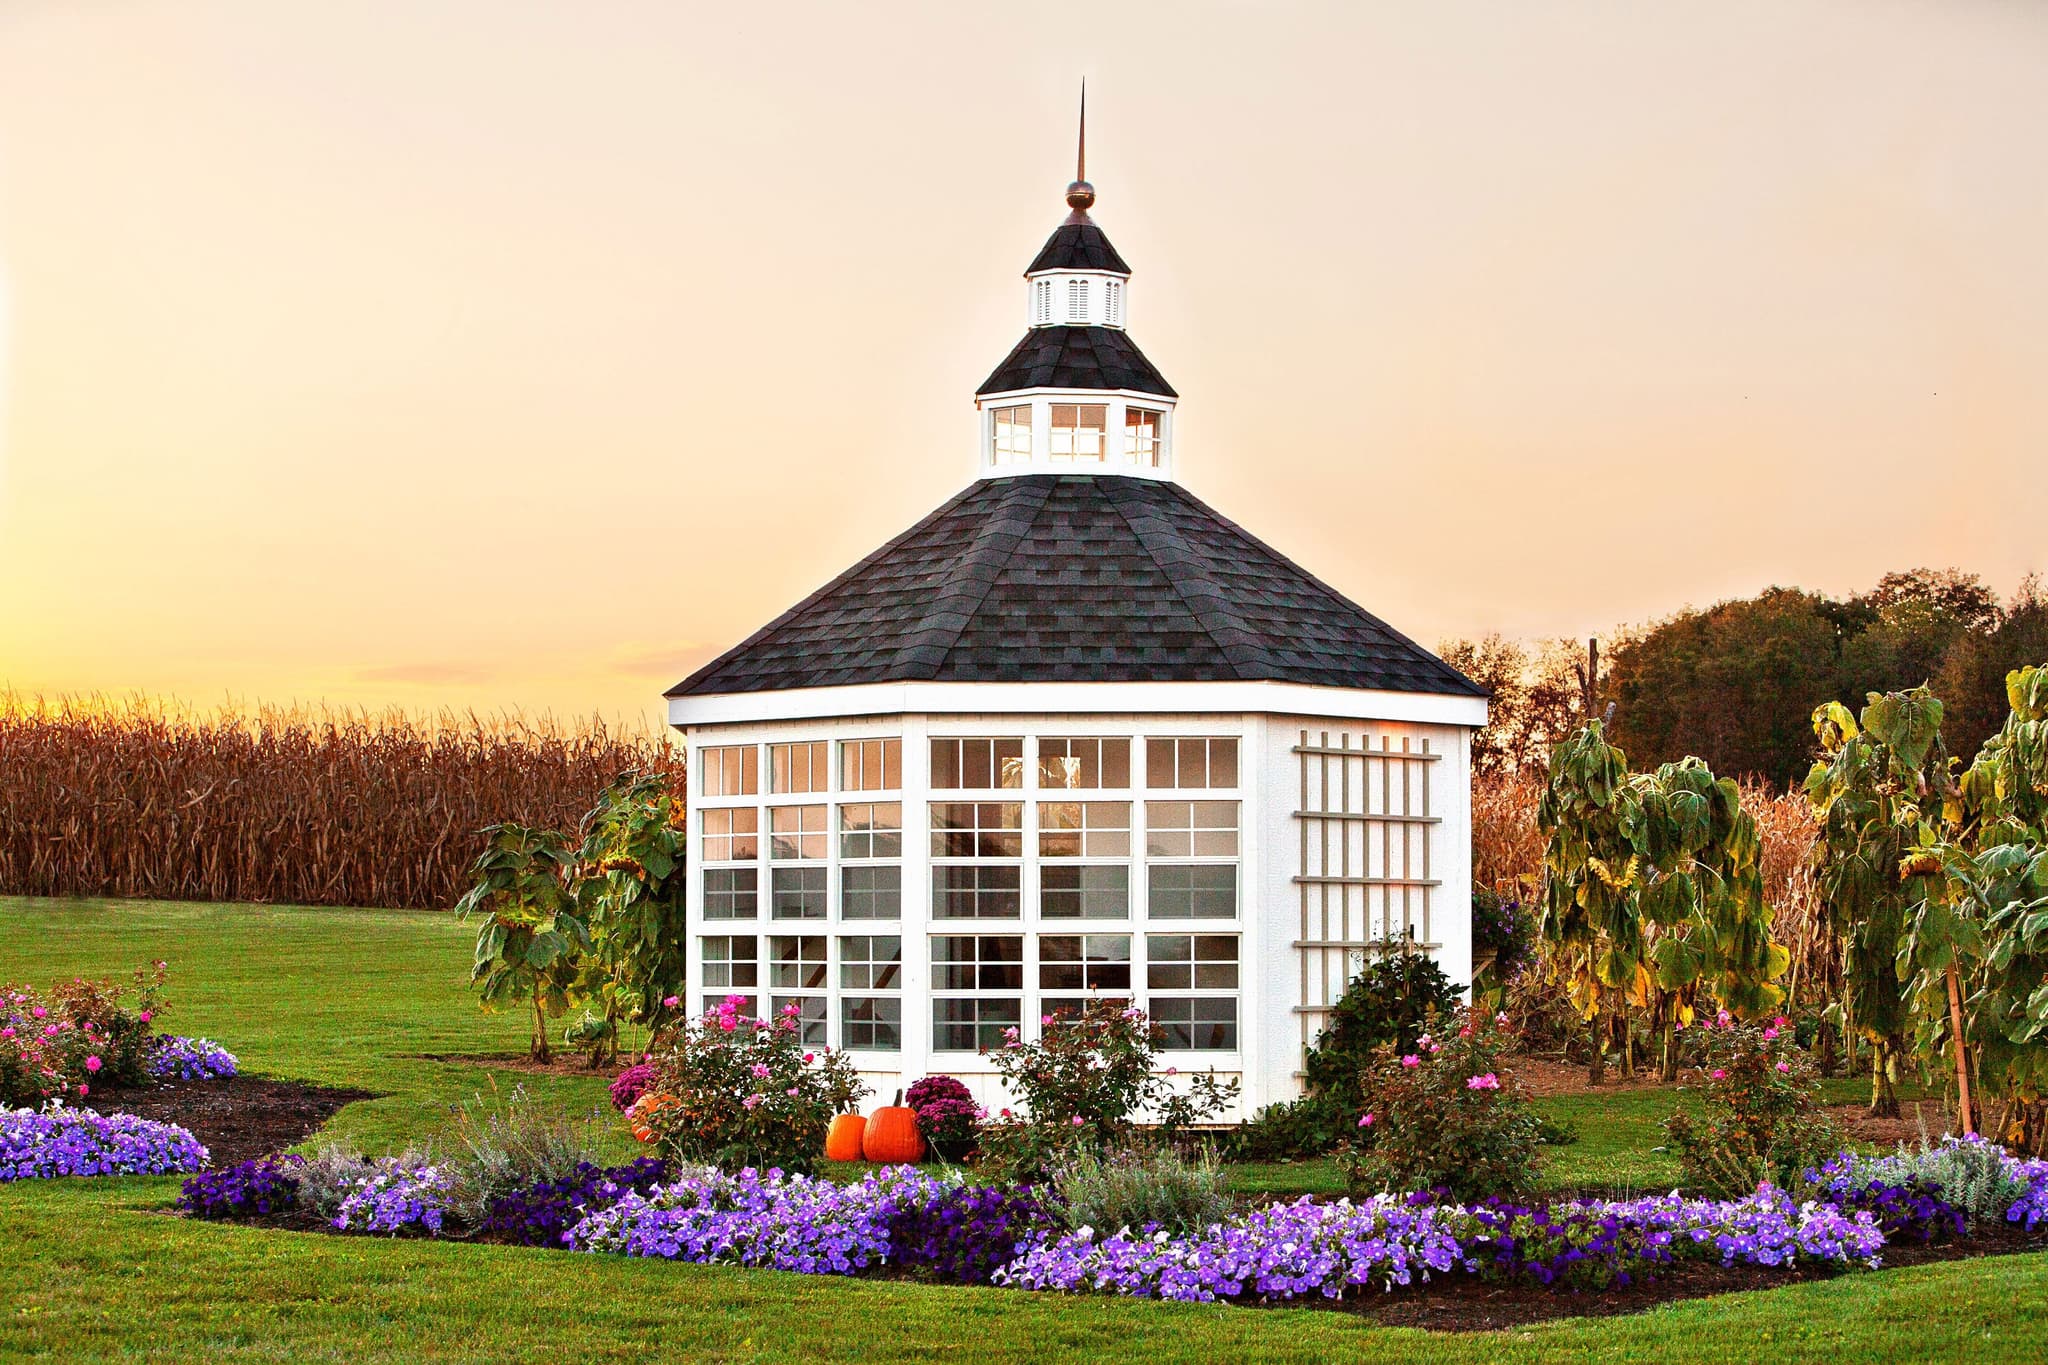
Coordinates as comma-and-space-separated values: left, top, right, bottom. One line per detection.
769, 741, 829, 794
930, 738, 1023, 790
841, 865, 902, 920
1147, 934, 1238, 1050
1041, 865, 1129, 919
931, 802, 1024, 858
701, 745, 757, 798
931, 931, 1022, 1051
1049, 404, 1108, 462
839, 935, 901, 991
702, 807, 758, 862
990, 405, 1032, 464
1145, 737, 1239, 790
1147, 934, 1239, 990
930, 935, 1023, 990
932, 865, 1022, 919
934, 998, 1022, 1052
700, 936, 758, 991
839, 802, 902, 859
1151, 997, 1237, 1051
1039, 935, 1132, 992
842, 996, 902, 1051
840, 739, 901, 792
1039, 801, 1131, 858
770, 805, 828, 860
1148, 865, 1237, 919
1145, 801, 1240, 858
1038, 737, 1131, 790
1125, 407, 1162, 467
767, 935, 828, 990
702, 867, 759, 920
771, 867, 828, 919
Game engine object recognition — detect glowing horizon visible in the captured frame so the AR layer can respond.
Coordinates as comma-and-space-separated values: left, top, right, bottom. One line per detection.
1, 2, 2043, 731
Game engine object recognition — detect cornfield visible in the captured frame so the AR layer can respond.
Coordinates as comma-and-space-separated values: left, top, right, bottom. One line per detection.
0, 695, 682, 910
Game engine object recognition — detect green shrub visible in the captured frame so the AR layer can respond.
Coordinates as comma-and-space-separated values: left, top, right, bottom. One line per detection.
1302, 945, 1463, 1111
442, 1084, 605, 1226
1663, 1015, 1841, 1197
295, 1143, 378, 1217
1225, 1094, 1354, 1162
1827, 1134, 2035, 1226
1340, 1008, 1542, 1201
1050, 1141, 1232, 1236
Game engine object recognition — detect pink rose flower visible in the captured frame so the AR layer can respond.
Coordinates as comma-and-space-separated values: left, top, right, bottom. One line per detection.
1400, 1054, 1420, 1069
1071, 1116, 1085, 1126
77, 1084, 89, 1097
786, 1087, 799, 1097
85, 1056, 102, 1073
1358, 1112, 1375, 1127
662, 996, 680, 1010
1711, 1068, 1727, 1080
1762, 1027, 1778, 1040
802, 1053, 815, 1064
31, 1006, 46, 1019
1465, 1073, 1500, 1090
750, 1063, 772, 1079
139, 1010, 153, 1023
742, 1093, 763, 1110
1775, 1061, 1791, 1073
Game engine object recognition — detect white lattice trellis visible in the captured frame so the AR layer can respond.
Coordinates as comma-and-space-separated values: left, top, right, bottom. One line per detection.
1292, 729, 1441, 1069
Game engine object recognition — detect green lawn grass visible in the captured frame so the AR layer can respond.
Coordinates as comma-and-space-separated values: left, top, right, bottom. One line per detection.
1, 895, 2042, 1364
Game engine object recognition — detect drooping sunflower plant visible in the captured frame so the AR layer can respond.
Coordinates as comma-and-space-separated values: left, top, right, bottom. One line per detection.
1538, 722, 1786, 1083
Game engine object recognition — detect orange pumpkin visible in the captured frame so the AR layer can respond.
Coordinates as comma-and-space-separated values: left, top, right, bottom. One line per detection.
862, 1089, 925, 1164
823, 1112, 867, 1162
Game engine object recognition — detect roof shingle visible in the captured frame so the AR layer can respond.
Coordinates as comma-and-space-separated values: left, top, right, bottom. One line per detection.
669, 475, 1484, 699
976, 326, 1177, 398
1026, 219, 1131, 274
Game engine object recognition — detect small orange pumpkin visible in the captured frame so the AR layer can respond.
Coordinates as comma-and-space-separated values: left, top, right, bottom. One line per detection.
823, 1112, 867, 1162
862, 1089, 925, 1164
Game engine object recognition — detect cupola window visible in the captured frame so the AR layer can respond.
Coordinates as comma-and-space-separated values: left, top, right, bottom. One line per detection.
990, 405, 1032, 464
1124, 408, 1162, 467
1049, 404, 1108, 462
1066, 278, 1089, 323
1104, 279, 1123, 326
1033, 279, 1054, 325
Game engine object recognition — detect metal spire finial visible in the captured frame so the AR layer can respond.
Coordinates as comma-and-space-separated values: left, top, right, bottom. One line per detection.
1065, 81, 1095, 215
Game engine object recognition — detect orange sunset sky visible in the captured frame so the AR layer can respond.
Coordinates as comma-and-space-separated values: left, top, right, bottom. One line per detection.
2, 1, 2044, 730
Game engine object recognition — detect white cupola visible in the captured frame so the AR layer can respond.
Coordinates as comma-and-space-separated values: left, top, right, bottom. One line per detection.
973, 95, 1178, 482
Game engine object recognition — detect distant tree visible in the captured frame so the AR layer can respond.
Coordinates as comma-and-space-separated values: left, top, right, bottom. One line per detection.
1839, 568, 2004, 715
1606, 589, 1850, 786
1859, 568, 2003, 633
1439, 635, 1586, 776
1936, 576, 2048, 759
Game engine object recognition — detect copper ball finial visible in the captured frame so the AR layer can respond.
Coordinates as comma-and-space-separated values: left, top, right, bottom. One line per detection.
1066, 180, 1095, 211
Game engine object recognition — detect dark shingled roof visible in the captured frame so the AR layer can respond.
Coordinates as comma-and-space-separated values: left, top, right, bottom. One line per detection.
1026, 219, 1131, 274
669, 475, 1484, 699
976, 326, 1177, 398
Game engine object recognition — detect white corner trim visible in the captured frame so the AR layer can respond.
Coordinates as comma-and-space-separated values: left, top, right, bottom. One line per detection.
669, 679, 1488, 729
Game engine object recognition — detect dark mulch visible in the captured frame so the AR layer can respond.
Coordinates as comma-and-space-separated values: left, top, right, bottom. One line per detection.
1339, 1223, 2046, 1332
78, 1076, 373, 1166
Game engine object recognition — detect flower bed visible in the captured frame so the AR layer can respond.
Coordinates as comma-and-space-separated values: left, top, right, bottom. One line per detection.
1, 1105, 209, 1180
169, 1137, 2048, 1317
150, 1037, 239, 1082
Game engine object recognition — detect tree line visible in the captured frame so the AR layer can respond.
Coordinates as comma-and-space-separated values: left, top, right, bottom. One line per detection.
1444, 568, 2048, 787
